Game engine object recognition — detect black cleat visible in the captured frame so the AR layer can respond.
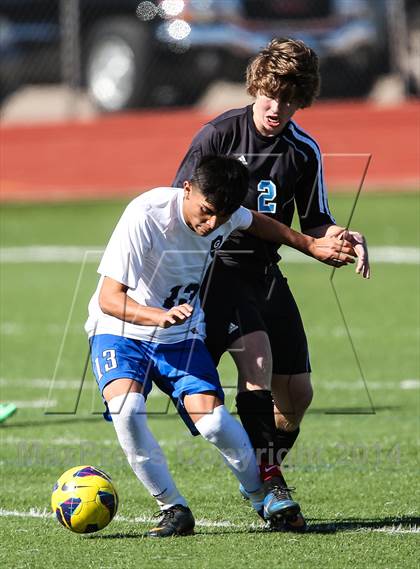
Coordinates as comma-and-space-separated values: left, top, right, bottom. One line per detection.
146, 505, 195, 538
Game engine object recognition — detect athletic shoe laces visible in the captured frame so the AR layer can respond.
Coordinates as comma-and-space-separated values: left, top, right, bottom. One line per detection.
153, 505, 185, 523
154, 508, 173, 521
270, 485, 296, 501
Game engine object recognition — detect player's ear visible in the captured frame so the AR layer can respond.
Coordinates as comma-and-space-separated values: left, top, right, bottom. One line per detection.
183, 180, 192, 199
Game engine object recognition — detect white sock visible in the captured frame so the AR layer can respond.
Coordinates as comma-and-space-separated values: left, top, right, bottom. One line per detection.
194, 405, 262, 496
108, 392, 187, 510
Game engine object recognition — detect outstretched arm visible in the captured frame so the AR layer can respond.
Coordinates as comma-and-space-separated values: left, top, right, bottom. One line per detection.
99, 277, 193, 328
305, 224, 370, 278
246, 211, 357, 268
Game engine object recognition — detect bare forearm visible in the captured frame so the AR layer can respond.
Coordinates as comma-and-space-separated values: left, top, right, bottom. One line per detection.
246, 212, 357, 266
304, 224, 339, 238
99, 290, 164, 326
98, 277, 194, 327
304, 223, 362, 240
248, 211, 315, 255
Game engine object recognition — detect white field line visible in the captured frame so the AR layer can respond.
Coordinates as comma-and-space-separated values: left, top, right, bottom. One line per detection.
4, 399, 58, 409
1, 429, 169, 446
1, 246, 419, 265
0, 247, 103, 263
372, 525, 420, 534
0, 378, 169, 399
316, 379, 420, 391
0, 508, 418, 534
1, 436, 117, 446
1, 378, 418, 392
0, 323, 82, 336
0, 378, 94, 390
1, 436, 173, 447
0, 508, 236, 529
400, 379, 420, 390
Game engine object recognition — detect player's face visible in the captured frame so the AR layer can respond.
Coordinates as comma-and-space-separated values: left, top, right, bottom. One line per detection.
183, 182, 231, 236
253, 92, 299, 137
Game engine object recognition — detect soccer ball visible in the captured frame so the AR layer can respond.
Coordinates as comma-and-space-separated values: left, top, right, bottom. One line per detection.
51, 465, 118, 534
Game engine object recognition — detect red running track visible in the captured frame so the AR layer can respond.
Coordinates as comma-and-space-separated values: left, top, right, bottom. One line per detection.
0, 101, 419, 201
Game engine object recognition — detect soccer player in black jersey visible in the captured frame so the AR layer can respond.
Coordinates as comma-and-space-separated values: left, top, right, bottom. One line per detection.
173, 38, 370, 531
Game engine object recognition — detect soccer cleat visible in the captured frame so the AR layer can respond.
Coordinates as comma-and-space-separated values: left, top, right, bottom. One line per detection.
268, 511, 308, 533
146, 505, 195, 538
239, 484, 265, 519
0, 403, 17, 423
263, 480, 301, 521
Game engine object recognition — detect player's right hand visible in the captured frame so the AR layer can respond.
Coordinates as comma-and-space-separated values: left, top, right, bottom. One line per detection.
310, 236, 357, 267
158, 304, 194, 328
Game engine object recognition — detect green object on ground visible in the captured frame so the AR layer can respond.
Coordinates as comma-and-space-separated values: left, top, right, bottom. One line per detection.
0, 402, 17, 423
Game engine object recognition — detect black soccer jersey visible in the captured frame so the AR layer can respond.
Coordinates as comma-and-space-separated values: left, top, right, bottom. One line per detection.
173, 105, 335, 273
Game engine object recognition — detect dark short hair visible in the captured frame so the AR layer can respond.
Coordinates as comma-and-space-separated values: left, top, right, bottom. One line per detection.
190, 155, 249, 215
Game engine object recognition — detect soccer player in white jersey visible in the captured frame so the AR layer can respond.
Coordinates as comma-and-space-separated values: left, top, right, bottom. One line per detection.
86, 156, 357, 537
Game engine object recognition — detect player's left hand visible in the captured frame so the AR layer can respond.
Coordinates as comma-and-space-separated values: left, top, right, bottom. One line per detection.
337, 229, 370, 279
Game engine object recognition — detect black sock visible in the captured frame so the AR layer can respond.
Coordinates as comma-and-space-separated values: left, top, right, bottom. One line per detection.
236, 390, 276, 467
274, 427, 300, 465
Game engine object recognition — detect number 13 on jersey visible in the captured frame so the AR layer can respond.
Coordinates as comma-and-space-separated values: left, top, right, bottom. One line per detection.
95, 349, 118, 380
257, 180, 277, 214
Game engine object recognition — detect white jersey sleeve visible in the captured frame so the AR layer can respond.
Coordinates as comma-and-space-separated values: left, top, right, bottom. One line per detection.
229, 206, 253, 231
98, 199, 152, 289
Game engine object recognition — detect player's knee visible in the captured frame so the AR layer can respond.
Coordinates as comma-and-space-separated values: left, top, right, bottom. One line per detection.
298, 381, 313, 411
108, 392, 145, 420
108, 393, 153, 465
108, 392, 148, 445
194, 404, 229, 444
194, 404, 250, 449
195, 405, 257, 474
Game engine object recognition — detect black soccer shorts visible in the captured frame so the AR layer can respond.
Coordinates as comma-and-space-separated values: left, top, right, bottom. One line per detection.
201, 260, 311, 375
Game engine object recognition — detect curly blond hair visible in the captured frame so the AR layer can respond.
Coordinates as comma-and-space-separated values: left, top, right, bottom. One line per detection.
246, 38, 320, 108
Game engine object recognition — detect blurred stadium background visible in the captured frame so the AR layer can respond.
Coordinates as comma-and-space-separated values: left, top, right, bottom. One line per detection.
1, 0, 419, 114
0, 0, 419, 200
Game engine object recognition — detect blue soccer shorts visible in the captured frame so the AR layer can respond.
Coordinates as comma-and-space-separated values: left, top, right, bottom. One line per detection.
89, 334, 224, 435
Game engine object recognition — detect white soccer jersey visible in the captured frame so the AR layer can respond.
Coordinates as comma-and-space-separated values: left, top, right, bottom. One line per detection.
85, 187, 253, 343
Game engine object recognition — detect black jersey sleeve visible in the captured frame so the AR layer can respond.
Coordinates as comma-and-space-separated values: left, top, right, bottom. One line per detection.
172, 123, 221, 187
294, 143, 336, 231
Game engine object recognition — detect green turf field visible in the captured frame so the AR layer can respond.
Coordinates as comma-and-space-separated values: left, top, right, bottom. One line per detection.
1, 193, 419, 568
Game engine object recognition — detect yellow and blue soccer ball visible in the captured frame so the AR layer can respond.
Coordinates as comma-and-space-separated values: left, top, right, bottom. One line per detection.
51, 465, 118, 534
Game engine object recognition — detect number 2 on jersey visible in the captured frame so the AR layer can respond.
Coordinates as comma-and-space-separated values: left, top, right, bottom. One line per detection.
257, 180, 277, 213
